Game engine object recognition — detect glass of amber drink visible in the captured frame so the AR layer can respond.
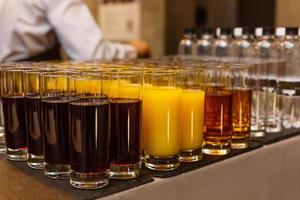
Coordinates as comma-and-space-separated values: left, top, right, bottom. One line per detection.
203, 64, 233, 156
229, 63, 254, 149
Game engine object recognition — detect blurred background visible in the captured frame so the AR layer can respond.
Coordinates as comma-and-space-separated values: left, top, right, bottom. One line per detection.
85, 0, 300, 57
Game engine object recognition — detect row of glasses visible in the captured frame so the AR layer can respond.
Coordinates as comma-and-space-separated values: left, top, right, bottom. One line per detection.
0, 63, 144, 189
0, 60, 260, 188
160, 55, 286, 136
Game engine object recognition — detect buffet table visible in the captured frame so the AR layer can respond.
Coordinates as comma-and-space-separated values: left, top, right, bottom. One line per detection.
0, 130, 300, 200
104, 135, 300, 200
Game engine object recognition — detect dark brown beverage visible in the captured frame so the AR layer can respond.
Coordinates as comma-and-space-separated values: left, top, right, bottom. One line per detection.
41, 97, 69, 165
2, 96, 27, 149
232, 89, 252, 139
109, 99, 141, 165
25, 96, 43, 156
204, 90, 233, 145
69, 98, 110, 174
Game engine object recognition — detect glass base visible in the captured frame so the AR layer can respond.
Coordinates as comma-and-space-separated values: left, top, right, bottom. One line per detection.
179, 148, 202, 162
140, 149, 145, 163
109, 162, 140, 179
251, 131, 265, 138
231, 134, 249, 149
231, 141, 249, 149
0, 147, 6, 154
27, 154, 44, 170
145, 155, 179, 171
0, 135, 6, 154
265, 122, 282, 133
44, 163, 70, 179
6, 148, 28, 161
70, 170, 109, 189
203, 142, 230, 156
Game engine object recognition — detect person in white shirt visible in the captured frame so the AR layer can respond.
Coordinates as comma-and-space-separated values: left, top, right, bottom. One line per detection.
0, 0, 149, 62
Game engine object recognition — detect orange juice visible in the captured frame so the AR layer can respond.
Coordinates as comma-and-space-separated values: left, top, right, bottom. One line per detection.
180, 89, 205, 151
143, 85, 182, 156
47, 77, 67, 92
118, 83, 141, 99
74, 79, 101, 94
102, 79, 132, 98
102, 79, 111, 97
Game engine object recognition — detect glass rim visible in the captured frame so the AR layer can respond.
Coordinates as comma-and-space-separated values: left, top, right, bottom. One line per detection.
224, 62, 254, 69
40, 70, 77, 78
68, 73, 108, 81
24, 67, 57, 74
1, 66, 36, 72
143, 69, 182, 76
103, 70, 143, 77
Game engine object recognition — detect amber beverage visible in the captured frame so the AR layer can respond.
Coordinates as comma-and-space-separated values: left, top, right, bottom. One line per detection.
230, 63, 254, 149
232, 89, 252, 149
203, 88, 233, 155
203, 65, 233, 156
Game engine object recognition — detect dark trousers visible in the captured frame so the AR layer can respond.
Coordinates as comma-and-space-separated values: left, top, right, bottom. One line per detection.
20, 45, 61, 62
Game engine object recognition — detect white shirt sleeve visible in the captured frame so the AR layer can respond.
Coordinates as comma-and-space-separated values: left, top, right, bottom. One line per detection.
0, 0, 137, 62
0, 0, 57, 61
42, 0, 137, 61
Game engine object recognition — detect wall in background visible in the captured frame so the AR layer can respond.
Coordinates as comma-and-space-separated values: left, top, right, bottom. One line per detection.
198, 0, 237, 28
96, 0, 166, 57
83, 0, 289, 57
165, 0, 196, 55
275, 0, 300, 26
238, 0, 275, 27
85, 0, 98, 21
141, 0, 166, 57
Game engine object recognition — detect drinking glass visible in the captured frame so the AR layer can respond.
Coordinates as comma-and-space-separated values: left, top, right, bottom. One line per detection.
1, 66, 30, 161
0, 63, 9, 154
143, 71, 182, 171
229, 63, 253, 149
40, 71, 72, 179
179, 68, 205, 162
108, 71, 142, 179
68, 72, 110, 189
246, 59, 268, 137
265, 59, 285, 133
24, 68, 53, 169
0, 97, 5, 154
203, 64, 233, 155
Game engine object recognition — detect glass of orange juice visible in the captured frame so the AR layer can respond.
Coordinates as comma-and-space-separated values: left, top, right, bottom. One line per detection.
179, 68, 205, 162
143, 70, 182, 171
